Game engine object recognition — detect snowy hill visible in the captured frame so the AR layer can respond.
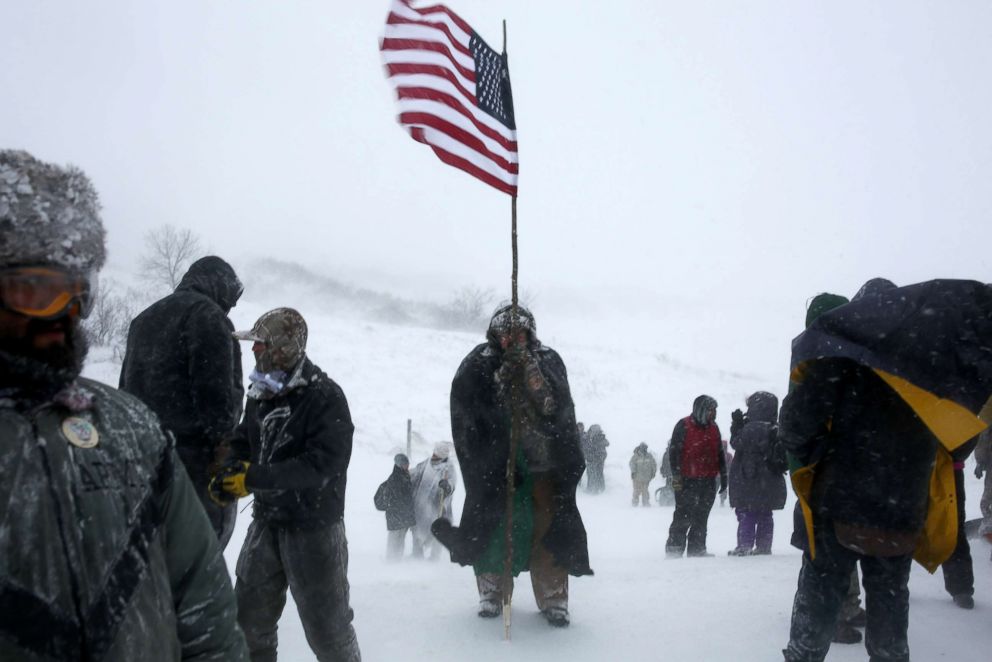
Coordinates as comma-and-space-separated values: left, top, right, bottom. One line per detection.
82, 281, 992, 661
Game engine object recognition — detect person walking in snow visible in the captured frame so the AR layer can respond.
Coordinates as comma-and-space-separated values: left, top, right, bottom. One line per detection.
629, 443, 657, 506
727, 392, 787, 556
213, 307, 361, 661
584, 423, 609, 493
787, 290, 865, 646
374, 453, 417, 561
119, 255, 245, 548
410, 441, 458, 560
0, 150, 248, 660
665, 395, 727, 558
433, 303, 592, 627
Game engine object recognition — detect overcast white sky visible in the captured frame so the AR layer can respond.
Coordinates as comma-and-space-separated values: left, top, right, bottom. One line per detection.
2, 1, 990, 309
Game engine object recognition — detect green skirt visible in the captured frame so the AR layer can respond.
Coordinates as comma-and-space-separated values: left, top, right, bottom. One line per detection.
473, 456, 535, 577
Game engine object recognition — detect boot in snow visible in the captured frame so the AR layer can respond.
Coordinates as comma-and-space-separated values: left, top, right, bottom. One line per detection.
543, 606, 569, 628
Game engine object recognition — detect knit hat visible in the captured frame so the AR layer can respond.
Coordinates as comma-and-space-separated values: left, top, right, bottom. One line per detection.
486, 302, 537, 347
0, 150, 106, 271
394, 453, 410, 468
805, 293, 849, 328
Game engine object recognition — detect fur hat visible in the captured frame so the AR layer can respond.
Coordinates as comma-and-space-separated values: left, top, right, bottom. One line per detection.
0, 150, 106, 271
432, 441, 452, 460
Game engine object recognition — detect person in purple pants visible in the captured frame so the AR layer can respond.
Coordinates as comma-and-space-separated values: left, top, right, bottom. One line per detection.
727, 392, 788, 556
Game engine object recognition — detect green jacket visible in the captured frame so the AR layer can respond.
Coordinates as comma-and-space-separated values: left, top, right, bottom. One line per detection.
0, 378, 247, 661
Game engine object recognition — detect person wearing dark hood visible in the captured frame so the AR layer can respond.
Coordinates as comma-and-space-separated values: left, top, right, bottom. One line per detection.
213, 307, 361, 662
433, 303, 592, 628
788, 291, 866, 645
374, 453, 417, 561
780, 276, 988, 662
0, 150, 247, 660
727, 392, 786, 556
119, 255, 244, 548
665, 395, 727, 557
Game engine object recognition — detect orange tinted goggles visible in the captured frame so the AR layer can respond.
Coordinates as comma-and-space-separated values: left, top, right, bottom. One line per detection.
0, 267, 94, 319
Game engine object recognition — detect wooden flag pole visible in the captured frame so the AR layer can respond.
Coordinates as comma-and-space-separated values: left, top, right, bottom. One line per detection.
501, 18, 520, 643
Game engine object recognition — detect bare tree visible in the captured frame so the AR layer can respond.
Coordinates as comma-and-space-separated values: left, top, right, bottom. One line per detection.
437, 286, 496, 330
83, 280, 140, 359
139, 224, 203, 292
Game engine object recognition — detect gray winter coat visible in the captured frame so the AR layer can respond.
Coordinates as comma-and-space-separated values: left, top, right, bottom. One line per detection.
0, 379, 247, 661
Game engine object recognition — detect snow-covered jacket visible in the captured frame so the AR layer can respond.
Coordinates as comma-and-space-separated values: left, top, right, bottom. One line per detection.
119, 256, 244, 482
230, 357, 354, 528
584, 425, 609, 463
374, 465, 416, 531
728, 392, 787, 511
629, 447, 657, 482
436, 341, 592, 576
410, 457, 457, 540
0, 379, 247, 661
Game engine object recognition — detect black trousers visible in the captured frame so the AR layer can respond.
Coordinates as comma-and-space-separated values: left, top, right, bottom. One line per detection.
666, 477, 717, 555
940, 468, 974, 597
784, 519, 912, 662
235, 520, 361, 662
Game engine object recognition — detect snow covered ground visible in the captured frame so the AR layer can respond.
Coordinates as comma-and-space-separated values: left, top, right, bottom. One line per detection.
84, 292, 992, 661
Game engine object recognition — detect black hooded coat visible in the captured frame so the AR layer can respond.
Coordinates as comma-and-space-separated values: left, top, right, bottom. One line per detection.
374, 465, 417, 531
434, 341, 593, 577
728, 392, 787, 511
784, 279, 992, 545
120, 256, 244, 480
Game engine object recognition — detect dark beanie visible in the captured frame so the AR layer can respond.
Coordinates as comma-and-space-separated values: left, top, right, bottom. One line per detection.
805, 293, 849, 328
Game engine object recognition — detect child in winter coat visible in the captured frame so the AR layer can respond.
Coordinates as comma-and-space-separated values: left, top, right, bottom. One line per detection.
727, 392, 787, 556
374, 454, 417, 560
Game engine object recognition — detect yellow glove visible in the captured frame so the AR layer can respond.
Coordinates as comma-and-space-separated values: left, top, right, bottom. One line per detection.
220, 461, 251, 498
208, 460, 251, 504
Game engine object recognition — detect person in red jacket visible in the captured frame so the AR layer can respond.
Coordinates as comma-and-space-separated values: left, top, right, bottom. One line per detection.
665, 395, 727, 557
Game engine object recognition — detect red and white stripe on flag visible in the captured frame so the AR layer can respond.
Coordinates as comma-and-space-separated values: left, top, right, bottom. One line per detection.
381, 0, 519, 196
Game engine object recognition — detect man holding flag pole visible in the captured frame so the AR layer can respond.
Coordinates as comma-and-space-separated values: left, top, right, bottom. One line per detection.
381, 0, 592, 637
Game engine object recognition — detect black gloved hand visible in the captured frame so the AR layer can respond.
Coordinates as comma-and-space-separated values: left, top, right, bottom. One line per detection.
976, 463, 986, 479
719, 476, 728, 494
439, 479, 453, 496
730, 409, 745, 435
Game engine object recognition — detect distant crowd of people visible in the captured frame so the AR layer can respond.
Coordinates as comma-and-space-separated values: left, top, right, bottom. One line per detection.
3, 149, 991, 662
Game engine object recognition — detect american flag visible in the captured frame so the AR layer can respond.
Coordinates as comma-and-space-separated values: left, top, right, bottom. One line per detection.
381, 0, 519, 196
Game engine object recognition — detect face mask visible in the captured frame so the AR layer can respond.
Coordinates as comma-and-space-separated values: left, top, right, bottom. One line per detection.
248, 368, 287, 396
